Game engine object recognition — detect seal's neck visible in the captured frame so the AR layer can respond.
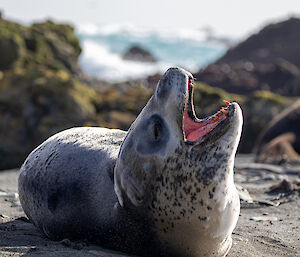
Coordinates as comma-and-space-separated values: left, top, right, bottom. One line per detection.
146, 144, 238, 256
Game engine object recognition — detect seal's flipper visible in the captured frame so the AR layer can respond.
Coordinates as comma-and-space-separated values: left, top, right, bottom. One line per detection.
116, 167, 145, 206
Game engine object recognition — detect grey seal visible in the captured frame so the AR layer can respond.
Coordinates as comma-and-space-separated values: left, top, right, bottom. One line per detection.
19, 67, 243, 257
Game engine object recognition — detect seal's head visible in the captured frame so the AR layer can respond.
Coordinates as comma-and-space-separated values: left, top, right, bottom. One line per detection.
114, 67, 242, 257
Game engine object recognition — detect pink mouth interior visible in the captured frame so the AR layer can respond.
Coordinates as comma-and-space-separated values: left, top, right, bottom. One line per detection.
183, 82, 229, 142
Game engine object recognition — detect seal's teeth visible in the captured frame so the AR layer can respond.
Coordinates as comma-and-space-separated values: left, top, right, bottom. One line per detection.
223, 100, 230, 106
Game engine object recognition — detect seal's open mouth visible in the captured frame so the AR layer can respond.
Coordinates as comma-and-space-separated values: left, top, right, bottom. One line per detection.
183, 78, 231, 143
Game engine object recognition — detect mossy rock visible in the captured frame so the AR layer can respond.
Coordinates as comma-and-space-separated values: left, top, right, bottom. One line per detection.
0, 67, 100, 169
0, 19, 26, 69
0, 66, 151, 169
0, 17, 86, 169
0, 34, 20, 69
0, 17, 81, 73
31, 20, 81, 58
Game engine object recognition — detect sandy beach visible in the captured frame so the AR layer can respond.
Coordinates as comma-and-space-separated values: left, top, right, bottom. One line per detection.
0, 155, 299, 257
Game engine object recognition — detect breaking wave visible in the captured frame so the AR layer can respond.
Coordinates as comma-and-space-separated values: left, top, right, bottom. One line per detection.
77, 23, 228, 82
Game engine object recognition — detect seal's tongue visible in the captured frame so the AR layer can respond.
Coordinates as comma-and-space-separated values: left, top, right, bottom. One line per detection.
183, 81, 230, 142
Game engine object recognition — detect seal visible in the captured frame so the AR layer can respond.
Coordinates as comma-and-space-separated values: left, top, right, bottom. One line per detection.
18, 67, 243, 257
254, 99, 300, 163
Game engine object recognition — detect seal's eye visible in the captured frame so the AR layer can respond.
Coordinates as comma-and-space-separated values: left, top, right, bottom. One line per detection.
136, 114, 169, 155
147, 115, 164, 141
153, 122, 161, 140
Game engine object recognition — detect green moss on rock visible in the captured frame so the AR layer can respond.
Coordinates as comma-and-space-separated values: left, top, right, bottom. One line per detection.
0, 18, 81, 73
251, 90, 287, 105
0, 19, 26, 69
0, 66, 100, 169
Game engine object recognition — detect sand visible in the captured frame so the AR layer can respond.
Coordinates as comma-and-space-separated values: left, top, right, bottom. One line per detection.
0, 155, 299, 257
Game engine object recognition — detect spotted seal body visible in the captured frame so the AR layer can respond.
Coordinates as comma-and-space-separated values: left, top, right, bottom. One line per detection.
19, 68, 243, 257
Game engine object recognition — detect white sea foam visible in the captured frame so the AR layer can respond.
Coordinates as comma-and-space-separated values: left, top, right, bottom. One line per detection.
79, 40, 170, 82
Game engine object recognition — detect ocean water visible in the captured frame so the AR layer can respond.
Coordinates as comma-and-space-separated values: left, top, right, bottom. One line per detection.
77, 23, 229, 82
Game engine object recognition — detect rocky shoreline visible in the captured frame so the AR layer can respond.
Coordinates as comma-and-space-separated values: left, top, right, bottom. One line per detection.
1, 16, 300, 170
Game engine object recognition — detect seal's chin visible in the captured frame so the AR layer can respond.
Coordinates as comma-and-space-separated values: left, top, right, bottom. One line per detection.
183, 79, 232, 144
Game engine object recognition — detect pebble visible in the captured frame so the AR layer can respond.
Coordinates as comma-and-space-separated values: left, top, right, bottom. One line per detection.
0, 214, 10, 219
236, 184, 253, 203
250, 216, 278, 222
11, 201, 21, 208
0, 192, 19, 201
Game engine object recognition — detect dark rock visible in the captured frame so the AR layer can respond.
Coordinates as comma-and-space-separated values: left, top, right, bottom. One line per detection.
267, 179, 299, 194
194, 18, 300, 96
123, 45, 157, 63
194, 60, 300, 96
218, 18, 300, 68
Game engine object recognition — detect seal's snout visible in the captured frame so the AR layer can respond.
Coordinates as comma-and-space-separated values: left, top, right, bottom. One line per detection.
165, 67, 193, 79
155, 67, 192, 101
154, 67, 243, 147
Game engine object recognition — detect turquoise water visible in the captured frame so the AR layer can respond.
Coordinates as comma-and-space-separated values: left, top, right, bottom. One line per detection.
76, 24, 228, 81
